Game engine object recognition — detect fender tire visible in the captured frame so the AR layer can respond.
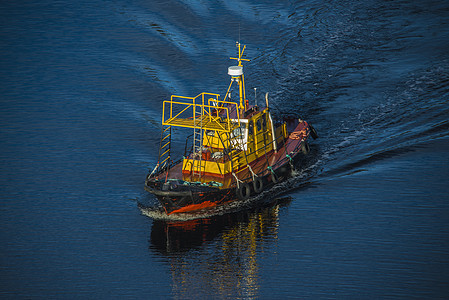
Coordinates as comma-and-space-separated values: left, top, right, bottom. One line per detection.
236, 183, 251, 200
253, 177, 264, 194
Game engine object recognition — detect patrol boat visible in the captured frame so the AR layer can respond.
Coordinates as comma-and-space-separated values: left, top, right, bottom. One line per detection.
145, 43, 317, 215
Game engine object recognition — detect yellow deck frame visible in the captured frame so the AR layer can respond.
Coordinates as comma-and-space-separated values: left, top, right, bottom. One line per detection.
162, 92, 240, 132
161, 92, 246, 179
158, 44, 280, 180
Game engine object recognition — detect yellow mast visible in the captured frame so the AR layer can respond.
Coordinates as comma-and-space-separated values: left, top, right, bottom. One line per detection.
225, 42, 250, 112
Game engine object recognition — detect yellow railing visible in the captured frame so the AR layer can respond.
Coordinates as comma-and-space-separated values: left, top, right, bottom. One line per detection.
162, 92, 240, 132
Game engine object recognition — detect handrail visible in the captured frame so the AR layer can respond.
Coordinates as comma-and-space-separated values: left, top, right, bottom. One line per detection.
163, 101, 232, 131
170, 92, 221, 122
165, 101, 192, 121
207, 98, 241, 125
162, 91, 241, 132
171, 92, 220, 103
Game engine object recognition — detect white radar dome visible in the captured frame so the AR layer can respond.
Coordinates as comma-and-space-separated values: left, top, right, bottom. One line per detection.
228, 66, 243, 76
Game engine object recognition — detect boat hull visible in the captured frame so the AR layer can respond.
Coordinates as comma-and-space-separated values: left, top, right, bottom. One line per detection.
145, 147, 299, 214
144, 181, 233, 214
145, 119, 313, 215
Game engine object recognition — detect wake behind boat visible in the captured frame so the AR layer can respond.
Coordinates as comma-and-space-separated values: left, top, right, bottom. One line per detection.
145, 42, 318, 215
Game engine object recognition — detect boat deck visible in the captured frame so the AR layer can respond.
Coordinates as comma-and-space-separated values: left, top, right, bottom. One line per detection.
155, 121, 309, 189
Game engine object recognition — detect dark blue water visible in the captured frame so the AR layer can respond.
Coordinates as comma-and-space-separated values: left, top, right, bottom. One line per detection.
1, 0, 449, 298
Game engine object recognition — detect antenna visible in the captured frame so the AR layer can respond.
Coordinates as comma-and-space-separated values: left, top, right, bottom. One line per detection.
227, 43, 250, 109
254, 88, 257, 106
238, 23, 241, 44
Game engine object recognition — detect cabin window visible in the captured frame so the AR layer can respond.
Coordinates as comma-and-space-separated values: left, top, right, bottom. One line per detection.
256, 119, 261, 132
232, 127, 239, 139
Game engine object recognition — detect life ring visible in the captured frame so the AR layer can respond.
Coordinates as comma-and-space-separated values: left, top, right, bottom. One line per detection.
289, 129, 307, 140
301, 141, 310, 155
236, 182, 251, 200
289, 131, 301, 140
253, 177, 264, 194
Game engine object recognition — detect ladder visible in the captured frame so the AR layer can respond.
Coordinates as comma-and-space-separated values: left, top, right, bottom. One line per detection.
157, 125, 172, 172
192, 105, 204, 177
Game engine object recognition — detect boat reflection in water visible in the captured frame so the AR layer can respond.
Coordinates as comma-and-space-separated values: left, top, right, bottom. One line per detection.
149, 197, 291, 298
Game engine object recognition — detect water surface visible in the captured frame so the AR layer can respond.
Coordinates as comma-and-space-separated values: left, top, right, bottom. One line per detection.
1, 0, 448, 298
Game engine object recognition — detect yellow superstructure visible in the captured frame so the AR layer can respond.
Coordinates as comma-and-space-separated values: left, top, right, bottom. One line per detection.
158, 42, 287, 179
